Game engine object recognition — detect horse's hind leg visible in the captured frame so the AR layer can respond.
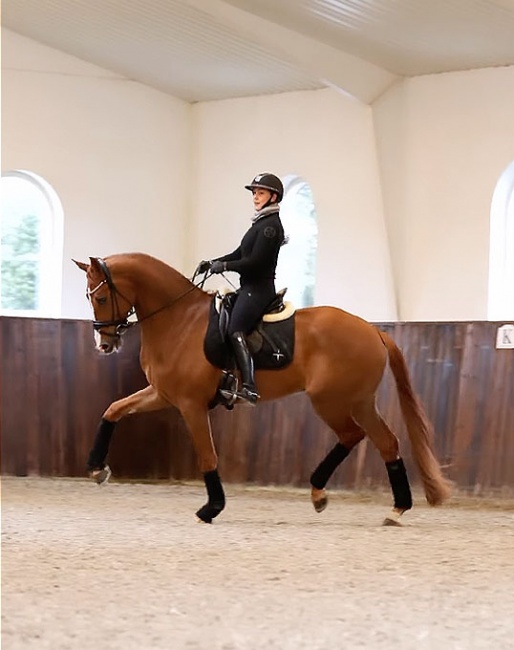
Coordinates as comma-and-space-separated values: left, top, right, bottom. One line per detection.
352, 398, 413, 526
310, 416, 365, 513
87, 385, 170, 484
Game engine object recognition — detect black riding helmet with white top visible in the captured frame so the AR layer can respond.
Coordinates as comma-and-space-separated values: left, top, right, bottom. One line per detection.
245, 173, 284, 203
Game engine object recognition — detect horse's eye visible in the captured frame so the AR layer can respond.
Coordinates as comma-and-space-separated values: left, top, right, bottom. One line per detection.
96, 296, 107, 305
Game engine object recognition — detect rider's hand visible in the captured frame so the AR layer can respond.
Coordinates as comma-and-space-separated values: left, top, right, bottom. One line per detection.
210, 261, 226, 274
197, 260, 212, 274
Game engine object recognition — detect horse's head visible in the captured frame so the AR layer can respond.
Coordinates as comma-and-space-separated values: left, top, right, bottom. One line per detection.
73, 257, 136, 354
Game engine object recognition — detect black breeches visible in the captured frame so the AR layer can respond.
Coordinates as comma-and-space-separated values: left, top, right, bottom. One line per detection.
228, 282, 275, 335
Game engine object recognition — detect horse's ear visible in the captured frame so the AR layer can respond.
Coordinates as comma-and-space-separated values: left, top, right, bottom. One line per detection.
89, 257, 103, 275
73, 259, 88, 272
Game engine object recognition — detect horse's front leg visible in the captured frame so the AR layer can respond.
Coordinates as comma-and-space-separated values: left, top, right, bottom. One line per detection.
179, 400, 225, 524
87, 385, 169, 483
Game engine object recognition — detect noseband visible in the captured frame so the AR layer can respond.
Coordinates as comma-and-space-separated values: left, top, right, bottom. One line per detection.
87, 258, 136, 339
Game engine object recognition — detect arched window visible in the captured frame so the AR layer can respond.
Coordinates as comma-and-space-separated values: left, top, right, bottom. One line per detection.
0, 171, 64, 317
488, 160, 514, 320
276, 175, 318, 308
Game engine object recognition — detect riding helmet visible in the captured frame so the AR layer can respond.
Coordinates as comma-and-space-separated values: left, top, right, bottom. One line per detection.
245, 173, 284, 202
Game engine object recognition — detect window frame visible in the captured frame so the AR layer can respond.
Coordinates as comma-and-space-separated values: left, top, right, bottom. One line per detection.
0, 170, 64, 318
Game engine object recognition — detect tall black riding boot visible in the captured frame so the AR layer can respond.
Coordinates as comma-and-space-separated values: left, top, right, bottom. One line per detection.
230, 331, 260, 405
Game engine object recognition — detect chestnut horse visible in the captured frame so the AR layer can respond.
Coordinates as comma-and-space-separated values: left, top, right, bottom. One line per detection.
74, 253, 451, 525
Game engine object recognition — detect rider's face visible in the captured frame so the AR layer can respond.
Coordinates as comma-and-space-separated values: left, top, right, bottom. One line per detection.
252, 188, 274, 211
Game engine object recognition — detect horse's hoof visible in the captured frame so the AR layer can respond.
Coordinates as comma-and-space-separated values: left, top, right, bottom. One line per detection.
90, 465, 112, 485
313, 497, 328, 513
196, 515, 213, 524
196, 515, 212, 524
196, 502, 224, 524
196, 505, 213, 524
311, 487, 327, 513
382, 510, 403, 526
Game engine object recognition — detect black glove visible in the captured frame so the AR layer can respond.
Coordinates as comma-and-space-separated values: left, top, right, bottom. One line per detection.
197, 260, 212, 274
210, 260, 226, 274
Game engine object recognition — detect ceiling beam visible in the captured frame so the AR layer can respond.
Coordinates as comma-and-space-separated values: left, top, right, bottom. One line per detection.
186, 0, 398, 104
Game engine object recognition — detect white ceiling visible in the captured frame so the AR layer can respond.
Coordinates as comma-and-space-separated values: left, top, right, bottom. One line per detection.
3, 0, 514, 104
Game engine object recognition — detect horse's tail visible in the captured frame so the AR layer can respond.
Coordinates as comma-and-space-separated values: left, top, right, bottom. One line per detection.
380, 331, 452, 506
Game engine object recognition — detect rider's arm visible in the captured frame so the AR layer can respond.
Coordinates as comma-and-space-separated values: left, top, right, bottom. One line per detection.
213, 246, 242, 264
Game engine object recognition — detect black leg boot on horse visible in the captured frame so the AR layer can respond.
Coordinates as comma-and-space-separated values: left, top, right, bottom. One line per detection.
230, 331, 260, 405
86, 418, 115, 484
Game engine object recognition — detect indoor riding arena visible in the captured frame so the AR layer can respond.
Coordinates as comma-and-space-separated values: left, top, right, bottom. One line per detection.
2, 3, 514, 649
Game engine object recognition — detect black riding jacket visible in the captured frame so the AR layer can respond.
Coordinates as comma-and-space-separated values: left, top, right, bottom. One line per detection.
215, 211, 284, 287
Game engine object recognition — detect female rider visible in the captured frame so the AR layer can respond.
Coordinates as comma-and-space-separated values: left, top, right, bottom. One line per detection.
199, 173, 285, 405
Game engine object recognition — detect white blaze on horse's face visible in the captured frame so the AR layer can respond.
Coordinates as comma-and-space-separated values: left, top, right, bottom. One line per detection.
93, 329, 103, 350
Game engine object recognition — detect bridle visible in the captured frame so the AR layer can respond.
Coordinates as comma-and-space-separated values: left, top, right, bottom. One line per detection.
87, 257, 202, 340
87, 258, 136, 339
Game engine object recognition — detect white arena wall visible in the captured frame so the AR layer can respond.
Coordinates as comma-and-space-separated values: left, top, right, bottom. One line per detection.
2, 30, 191, 319
374, 66, 514, 321
189, 89, 397, 321
2, 28, 513, 321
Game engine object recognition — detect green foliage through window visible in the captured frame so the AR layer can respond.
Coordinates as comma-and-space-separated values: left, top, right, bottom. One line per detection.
1, 213, 40, 310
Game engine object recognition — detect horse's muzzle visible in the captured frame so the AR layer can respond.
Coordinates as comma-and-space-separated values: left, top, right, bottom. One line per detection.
94, 330, 122, 354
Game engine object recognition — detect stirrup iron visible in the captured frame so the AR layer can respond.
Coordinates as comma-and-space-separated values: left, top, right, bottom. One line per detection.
218, 370, 238, 407
236, 384, 260, 406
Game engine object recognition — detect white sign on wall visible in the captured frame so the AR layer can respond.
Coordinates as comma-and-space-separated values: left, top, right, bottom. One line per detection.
496, 324, 514, 349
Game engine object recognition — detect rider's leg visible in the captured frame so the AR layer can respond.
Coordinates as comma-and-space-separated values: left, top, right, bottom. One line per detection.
230, 330, 259, 404
228, 284, 274, 405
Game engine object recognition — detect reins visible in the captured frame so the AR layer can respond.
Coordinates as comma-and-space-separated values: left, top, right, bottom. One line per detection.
134, 284, 199, 326
89, 257, 209, 338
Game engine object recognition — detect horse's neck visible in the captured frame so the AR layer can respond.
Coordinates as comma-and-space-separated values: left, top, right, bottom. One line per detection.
124, 258, 209, 373
131, 268, 192, 315
119, 255, 207, 325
